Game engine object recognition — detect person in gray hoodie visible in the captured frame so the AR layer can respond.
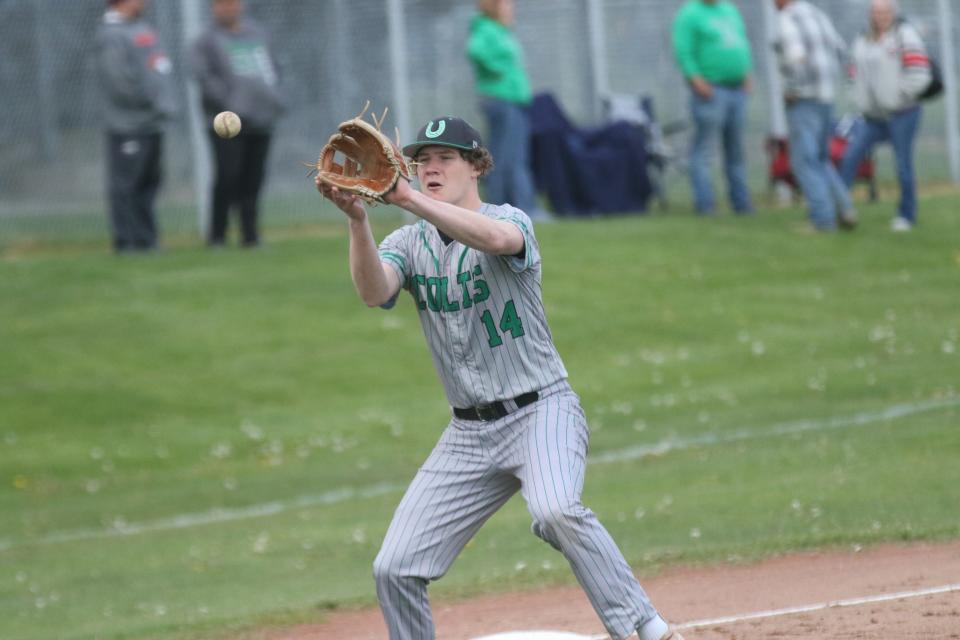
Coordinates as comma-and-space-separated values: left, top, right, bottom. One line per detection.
839, 0, 932, 232
191, 0, 286, 248
96, 0, 177, 253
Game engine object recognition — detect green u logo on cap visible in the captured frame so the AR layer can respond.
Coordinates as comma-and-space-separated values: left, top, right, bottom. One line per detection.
425, 120, 446, 138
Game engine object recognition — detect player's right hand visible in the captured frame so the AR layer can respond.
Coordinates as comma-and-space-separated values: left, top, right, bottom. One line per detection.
317, 178, 366, 221
382, 173, 414, 210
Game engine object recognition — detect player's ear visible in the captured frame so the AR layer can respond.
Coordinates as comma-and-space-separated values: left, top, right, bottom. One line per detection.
468, 158, 481, 180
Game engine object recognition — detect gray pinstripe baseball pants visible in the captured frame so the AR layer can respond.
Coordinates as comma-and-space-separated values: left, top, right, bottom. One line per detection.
373, 380, 660, 640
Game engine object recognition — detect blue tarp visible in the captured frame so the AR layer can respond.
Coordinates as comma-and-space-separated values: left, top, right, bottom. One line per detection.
529, 93, 653, 216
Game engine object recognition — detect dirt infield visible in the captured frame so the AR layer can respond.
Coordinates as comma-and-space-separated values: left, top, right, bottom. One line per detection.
270, 541, 960, 639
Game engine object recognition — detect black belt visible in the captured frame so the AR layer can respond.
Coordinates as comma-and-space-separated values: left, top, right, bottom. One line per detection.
453, 391, 540, 422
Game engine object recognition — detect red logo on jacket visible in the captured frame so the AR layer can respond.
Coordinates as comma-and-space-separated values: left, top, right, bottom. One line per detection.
134, 31, 158, 48
902, 52, 931, 68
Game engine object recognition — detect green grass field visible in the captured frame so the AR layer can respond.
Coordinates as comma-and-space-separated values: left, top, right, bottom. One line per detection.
2, 193, 959, 640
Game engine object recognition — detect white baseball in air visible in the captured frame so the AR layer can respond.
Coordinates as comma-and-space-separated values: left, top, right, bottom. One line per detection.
213, 111, 242, 139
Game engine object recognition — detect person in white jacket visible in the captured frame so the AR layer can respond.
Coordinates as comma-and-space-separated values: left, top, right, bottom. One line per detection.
839, 0, 933, 232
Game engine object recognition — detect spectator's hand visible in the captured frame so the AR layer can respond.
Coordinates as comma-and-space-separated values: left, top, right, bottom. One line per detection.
691, 76, 714, 99
743, 75, 753, 94
317, 179, 366, 221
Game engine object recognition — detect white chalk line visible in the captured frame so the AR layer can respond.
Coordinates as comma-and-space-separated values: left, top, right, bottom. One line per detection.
0, 482, 403, 552
588, 395, 960, 464
2, 396, 957, 553
584, 582, 960, 638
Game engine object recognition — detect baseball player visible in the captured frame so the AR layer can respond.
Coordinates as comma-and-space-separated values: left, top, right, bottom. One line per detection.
316, 116, 684, 640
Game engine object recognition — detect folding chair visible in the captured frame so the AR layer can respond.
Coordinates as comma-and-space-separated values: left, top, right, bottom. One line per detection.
766, 115, 877, 203
529, 92, 655, 216
601, 93, 688, 210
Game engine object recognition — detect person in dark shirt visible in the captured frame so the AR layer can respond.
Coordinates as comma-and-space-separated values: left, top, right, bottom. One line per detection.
192, 0, 286, 248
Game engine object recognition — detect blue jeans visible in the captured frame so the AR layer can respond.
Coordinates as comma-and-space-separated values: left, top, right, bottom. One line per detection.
688, 85, 753, 214
787, 99, 851, 230
481, 97, 538, 213
839, 107, 922, 223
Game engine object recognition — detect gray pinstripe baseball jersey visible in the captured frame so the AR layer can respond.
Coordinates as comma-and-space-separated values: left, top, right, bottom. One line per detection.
371, 203, 663, 640
378, 203, 567, 408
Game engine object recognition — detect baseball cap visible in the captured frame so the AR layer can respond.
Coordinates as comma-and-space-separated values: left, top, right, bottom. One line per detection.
403, 117, 484, 159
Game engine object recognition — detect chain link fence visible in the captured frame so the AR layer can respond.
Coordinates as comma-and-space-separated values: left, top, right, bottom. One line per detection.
1, 0, 956, 244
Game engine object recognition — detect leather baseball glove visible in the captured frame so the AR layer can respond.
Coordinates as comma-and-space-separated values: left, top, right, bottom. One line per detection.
312, 104, 411, 203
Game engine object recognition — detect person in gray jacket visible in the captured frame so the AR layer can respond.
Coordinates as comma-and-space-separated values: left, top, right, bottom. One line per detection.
839, 0, 933, 232
191, 0, 286, 248
96, 0, 177, 253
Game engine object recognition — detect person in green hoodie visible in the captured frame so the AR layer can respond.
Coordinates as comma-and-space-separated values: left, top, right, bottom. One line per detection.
466, 0, 549, 220
672, 0, 754, 215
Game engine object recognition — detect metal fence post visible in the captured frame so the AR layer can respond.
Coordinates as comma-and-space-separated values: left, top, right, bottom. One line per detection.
180, 0, 211, 238
763, 0, 787, 139
33, 0, 58, 160
386, 0, 413, 220
937, 0, 960, 184
386, 0, 412, 144
585, 0, 609, 122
